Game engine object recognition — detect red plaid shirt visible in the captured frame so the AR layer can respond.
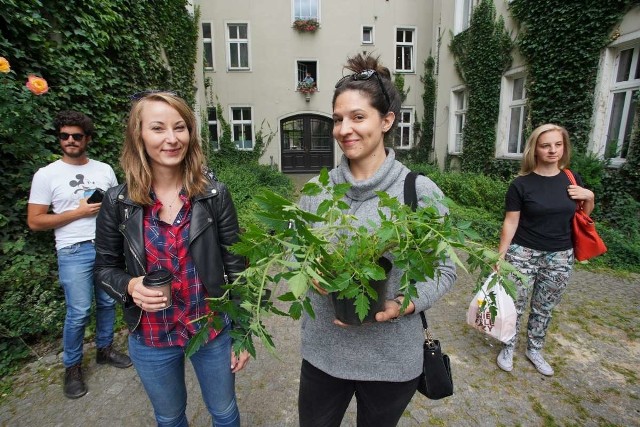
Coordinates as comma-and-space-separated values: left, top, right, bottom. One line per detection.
133, 192, 224, 347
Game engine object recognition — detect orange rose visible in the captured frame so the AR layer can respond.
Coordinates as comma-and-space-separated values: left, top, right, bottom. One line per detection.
0, 57, 10, 73
26, 75, 49, 95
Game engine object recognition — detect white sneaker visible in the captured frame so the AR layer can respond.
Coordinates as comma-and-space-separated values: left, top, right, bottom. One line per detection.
496, 346, 514, 372
526, 349, 554, 376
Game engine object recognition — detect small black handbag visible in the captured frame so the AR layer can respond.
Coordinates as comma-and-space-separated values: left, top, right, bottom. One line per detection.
404, 171, 454, 400
416, 311, 454, 400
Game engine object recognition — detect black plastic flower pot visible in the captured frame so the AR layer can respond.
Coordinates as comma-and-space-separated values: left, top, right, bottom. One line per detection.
330, 256, 393, 326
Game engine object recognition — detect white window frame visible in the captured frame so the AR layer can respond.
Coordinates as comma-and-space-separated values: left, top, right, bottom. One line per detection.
207, 106, 219, 151
229, 106, 254, 150
395, 107, 415, 149
292, 0, 320, 21
202, 21, 215, 71
591, 31, 639, 166
497, 68, 528, 159
395, 27, 416, 73
362, 25, 374, 45
454, 0, 479, 35
448, 86, 468, 155
226, 22, 250, 71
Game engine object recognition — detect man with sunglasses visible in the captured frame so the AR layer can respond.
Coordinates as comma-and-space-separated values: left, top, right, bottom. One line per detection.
27, 110, 131, 400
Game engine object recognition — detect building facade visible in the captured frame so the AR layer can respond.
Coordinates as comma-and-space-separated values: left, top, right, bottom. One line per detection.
193, 0, 640, 173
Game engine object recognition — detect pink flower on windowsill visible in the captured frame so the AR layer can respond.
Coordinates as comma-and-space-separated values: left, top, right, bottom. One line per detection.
293, 19, 320, 33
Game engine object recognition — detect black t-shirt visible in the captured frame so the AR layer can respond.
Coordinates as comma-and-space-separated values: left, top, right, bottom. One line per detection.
505, 171, 584, 252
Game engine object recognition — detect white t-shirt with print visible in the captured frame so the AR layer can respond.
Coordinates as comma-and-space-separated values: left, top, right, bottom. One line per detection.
29, 159, 118, 250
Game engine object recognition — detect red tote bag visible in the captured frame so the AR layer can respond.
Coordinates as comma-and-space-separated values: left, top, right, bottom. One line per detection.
563, 169, 607, 261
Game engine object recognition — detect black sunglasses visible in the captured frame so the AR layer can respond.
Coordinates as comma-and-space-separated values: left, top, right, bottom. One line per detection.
59, 132, 86, 141
334, 69, 391, 110
129, 89, 178, 101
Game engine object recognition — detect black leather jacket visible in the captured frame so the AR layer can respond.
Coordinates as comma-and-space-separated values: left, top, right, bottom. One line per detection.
94, 179, 245, 332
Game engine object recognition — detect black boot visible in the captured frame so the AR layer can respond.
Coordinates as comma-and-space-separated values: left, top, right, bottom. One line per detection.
96, 344, 133, 368
64, 363, 87, 399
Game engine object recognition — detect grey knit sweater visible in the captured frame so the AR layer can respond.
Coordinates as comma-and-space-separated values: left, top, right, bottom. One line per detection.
299, 149, 457, 382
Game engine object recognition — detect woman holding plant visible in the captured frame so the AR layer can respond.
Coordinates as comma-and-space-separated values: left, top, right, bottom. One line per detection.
496, 124, 595, 377
94, 91, 248, 426
297, 54, 457, 427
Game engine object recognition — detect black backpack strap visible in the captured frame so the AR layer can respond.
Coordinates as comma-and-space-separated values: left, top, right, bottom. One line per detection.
403, 171, 429, 329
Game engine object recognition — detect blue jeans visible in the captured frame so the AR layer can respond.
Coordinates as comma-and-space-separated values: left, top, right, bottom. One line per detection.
128, 328, 240, 427
57, 240, 116, 367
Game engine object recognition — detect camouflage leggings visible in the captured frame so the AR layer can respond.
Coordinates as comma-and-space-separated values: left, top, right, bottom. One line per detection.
505, 244, 574, 351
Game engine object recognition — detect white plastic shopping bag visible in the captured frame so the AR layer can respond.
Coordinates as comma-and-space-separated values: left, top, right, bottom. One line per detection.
466, 273, 517, 343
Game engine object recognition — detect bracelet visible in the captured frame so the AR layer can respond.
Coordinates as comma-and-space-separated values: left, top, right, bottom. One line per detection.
389, 297, 403, 323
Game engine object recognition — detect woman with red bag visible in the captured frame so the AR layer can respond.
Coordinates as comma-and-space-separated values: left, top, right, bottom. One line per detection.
496, 123, 595, 376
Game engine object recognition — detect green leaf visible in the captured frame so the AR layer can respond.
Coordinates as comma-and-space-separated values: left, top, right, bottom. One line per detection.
288, 272, 309, 298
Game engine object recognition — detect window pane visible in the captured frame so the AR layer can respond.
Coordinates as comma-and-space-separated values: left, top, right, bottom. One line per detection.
244, 124, 252, 141
508, 107, 522, 153
202, 23, 211, 39
230, 44, 238, 67
238, 24, 247, 39
240, 44, 249, 68
621, 90, 637, 158
512, 77, 525, 101
606, 92, 626, 157
204, 42, 213, 68
207, 108, 216, 121
403, 47, 412, 70
228, 25, 237, 38
616, 48, 633, 83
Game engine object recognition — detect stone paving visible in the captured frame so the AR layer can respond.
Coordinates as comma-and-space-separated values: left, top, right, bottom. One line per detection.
0, 266, 638, 427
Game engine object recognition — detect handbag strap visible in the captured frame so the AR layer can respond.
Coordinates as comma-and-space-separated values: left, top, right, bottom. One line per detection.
403, 171, 433, 341
563, 169, 582, 212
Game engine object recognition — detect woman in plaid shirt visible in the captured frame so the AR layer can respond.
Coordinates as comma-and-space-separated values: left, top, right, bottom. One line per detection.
95, 91, 248, 427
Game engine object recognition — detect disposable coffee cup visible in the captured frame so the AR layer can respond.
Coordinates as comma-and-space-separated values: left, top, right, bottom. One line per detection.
143, 268, 173, 309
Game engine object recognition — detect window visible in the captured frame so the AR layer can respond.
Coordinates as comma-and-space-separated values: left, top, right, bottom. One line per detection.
230, 107, 253, 150
294, 0, 319, 20
202, 22, 214, 70
297, 60, 318, 90
507, 76, 528, 155
395, 107, 414, 149
395, 28, 415, 72
604, 44, 639, 160
226, 23, 250, 70
454, 0, 478, 34
362, 26, 374, 45
497, 69, 528, 158
449, 89, 468, 154
207, 107, 219, 150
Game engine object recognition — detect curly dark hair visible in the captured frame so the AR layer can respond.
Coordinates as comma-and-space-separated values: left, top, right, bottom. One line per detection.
53, 110, 95, 137
332, 53, 402, 134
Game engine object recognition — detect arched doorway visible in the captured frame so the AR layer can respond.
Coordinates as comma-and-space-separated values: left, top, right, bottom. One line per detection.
281, 114, 334, 173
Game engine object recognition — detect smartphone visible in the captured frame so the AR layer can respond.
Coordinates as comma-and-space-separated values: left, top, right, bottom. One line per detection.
87, 188, 105, 204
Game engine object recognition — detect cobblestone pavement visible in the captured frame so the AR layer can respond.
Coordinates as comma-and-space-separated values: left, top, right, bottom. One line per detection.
0, 266, 638, 427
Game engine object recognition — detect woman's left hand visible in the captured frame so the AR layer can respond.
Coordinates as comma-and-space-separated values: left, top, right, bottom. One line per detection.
375, 297, 415, 323
231, 349, 250, 373
567, 184, 594, 202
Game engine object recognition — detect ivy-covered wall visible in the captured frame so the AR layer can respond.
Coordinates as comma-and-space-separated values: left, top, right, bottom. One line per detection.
510, 0, 638, 153
0, 0, 198, 376
450, 0, 512, 174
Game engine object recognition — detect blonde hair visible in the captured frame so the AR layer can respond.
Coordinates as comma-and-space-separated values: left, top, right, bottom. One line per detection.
519, 123, 572, 175
120, 92, 208, 205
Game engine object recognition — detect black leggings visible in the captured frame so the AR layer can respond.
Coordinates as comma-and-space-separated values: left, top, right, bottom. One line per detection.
298, 359, 420, 427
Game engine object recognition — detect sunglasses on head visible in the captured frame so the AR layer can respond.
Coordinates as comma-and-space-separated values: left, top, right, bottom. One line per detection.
59, 132, 86, 141
129, 89, 178, 101
334, 69, 391, 110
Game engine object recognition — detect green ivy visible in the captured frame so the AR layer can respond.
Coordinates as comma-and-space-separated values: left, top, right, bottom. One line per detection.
510, 0, 637, 152
417, 56, 437, 163
450, 0, 513, 173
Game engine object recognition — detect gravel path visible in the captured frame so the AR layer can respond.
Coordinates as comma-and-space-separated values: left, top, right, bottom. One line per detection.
1, 266, 638, 426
